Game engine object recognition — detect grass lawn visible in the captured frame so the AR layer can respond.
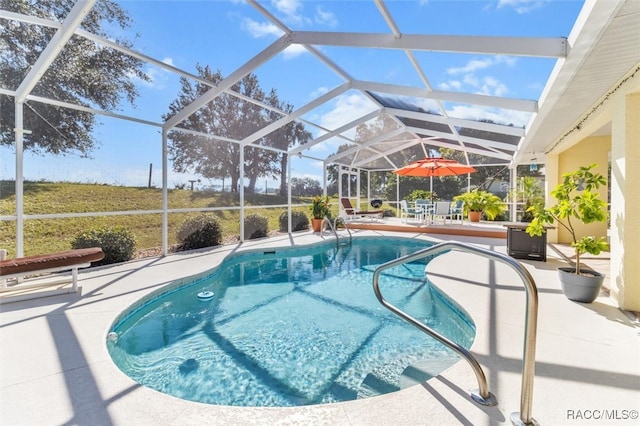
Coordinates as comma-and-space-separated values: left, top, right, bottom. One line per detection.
0, 181, 342, 257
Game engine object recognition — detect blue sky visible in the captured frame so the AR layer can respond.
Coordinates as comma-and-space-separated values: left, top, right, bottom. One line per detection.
1, 0, 585, 189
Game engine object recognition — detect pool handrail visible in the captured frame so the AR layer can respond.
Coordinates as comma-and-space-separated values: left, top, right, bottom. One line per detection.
321, 216, 351, 248
372, 240, 539, 426
332, 216, 352, 246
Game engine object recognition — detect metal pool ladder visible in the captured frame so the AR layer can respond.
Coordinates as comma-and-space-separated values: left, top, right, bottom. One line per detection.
372, 241, 539, 426
321, 216, 352, 247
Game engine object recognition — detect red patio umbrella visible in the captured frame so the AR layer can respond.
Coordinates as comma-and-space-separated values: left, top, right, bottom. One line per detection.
393, 157, 477, 199
393, 157, 476, 177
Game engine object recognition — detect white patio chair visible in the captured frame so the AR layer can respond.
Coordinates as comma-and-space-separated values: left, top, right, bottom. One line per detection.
450, 200, 465, 224
432, 201, 454, 224
400, 200, 423, 223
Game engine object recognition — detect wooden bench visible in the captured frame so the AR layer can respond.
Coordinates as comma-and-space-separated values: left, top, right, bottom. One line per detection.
0, 248, 105, 295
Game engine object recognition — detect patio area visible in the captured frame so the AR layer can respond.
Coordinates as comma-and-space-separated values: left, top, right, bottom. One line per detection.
1, 229, 638, 425
343, 216, 509, 239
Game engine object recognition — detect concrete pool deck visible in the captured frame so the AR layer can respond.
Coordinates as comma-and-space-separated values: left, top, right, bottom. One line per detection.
1, 229, 638, 425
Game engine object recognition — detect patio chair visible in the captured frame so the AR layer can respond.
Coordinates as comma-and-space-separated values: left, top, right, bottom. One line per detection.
340, 198, 383, 221
432, 201, 454, 224
450, 200, 464, 224
399, 200, 423, 223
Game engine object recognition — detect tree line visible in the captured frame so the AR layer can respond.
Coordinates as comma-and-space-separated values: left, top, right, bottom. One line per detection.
1, 1, 541, 201
162, 65, 311, 195
1, 1, 312, 196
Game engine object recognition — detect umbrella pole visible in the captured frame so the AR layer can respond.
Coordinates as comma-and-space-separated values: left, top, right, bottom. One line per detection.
430, 176, 433, 203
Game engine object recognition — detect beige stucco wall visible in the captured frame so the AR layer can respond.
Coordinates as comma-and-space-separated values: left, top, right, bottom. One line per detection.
547, 64, 640, 311
610, 89, 640, 311
556, 137, 610, 244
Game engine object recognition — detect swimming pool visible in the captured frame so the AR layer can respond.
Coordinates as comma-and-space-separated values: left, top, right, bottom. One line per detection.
107, 237, 475, 407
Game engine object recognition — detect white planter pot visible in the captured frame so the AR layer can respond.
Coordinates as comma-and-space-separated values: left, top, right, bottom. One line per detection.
557, 267, 605, 303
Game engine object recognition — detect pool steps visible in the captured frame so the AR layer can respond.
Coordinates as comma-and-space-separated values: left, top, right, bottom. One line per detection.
373, 240, 539, 426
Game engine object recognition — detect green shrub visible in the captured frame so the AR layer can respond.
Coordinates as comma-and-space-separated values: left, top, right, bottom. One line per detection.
278, 211, 309, 232
244, 213, 268, 239
71, 226, 136, 266
454, 189, 506, 220
406, 189, 436, 202
492, 210, 510, 222
382, 208, 395, 218
176, 214, 223, 251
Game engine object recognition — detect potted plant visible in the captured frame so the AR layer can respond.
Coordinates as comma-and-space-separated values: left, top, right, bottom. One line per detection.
526, 164, 608, 303
510, 176, 544, 222
309, 195, 330, 232
454, 189, 506, 222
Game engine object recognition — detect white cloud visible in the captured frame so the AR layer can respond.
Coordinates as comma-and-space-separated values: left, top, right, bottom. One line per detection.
238, 0, 336, 42
304, 93, 378, 153
497, 0, 548, 14
133, 57, 175, 90
290, 168, 323, 181
240, 18, 307, 58
439, 56, 516, 97
499, 56, 518, 67
271, 0, 311, 26
446, 56, 515, 76
309, 86, 330, 99
281, 43, 308, 60
319, 93, 377, 131
479, 76, 508, 96
413, 97, 440, 113
462, 74, 480, 88
144, 68, 164, 88
272, 0, 302, 17
447, 104, 531, 128
446, 58, 494, 75
439, 80, 462, 91
315, 6, 338, 28
241, 18, 284, 38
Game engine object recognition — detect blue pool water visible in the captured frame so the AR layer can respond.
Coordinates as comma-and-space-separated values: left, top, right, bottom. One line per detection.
107, 237, 475, 407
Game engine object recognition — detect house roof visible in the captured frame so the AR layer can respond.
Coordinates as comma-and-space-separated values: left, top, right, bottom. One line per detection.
514, 0, 640, 165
